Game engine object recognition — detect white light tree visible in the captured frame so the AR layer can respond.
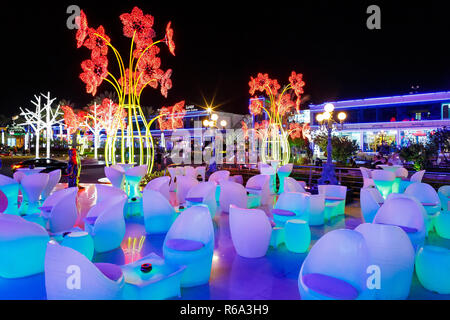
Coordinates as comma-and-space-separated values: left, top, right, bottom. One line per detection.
19, 92, 63, 158
82, 102, 104, 159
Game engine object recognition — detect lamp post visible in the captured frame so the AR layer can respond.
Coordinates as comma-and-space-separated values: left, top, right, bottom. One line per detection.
316, 103, 347, 185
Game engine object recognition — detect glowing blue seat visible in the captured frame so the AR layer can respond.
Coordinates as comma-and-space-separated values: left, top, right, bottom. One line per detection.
415, 245, 450, 294
143, 189, 176, 234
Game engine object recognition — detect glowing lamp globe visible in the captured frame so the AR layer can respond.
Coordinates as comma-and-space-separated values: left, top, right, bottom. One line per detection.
338, 112, 347, 121
220, 120, 227, 127
322, 112, 331, 120
203, 119, 210, 127
211, 113, 219, 121
324, 103, 335, 113
316, 114, 324, 122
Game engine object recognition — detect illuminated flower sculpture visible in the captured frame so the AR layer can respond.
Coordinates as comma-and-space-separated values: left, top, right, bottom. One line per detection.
158, 101, 186, 131
248, 72, 306, 165
74, 7, 179, 172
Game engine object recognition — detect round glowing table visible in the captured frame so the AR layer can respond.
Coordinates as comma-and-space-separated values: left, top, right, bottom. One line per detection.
16, 167, 46, 175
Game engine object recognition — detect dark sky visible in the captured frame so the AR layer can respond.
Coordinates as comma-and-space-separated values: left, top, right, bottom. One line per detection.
2, 1, 450, 117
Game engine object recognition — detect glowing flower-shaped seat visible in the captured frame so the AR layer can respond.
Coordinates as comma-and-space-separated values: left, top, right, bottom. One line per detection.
285, 219, 311, 253
360, 188, 381, 223
272, 192, 309, 227
298, 229, 372, 300
245, 174, 271, 207
176, 175, 199, 206
373, 197, 426, 251
20, 173, 49, 215
371, 170, 396, 199
41, 169, 61, 201
0, 174, 20, 215
229, 175, 244, 185
84, 195, 127, 253
45, 242, 125, 300
318, 184, 347, 218
360, 167, 375, 189
284, 177, 309, 194
163, 205, 214, 287
400, 170, 425, 193
229, 205, 272, 258
186, 181, 217, 217
355, 223, 415, 299
143, 189, 176, 234
143, 176, 171, 202
104, 166, 125, 190
415, 245, 450, 294
124, 165, 148, 199
438, 185, 450, 211
277, 163, 294, 194
0, 214, 50, 279
218, 180, 247, 213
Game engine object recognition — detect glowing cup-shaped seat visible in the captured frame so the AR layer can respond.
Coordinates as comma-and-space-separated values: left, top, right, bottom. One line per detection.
272, 192, 309, 227
298, 229, 372, 300
355, 223, 415, 299
104, 166, 125, 190
277, 163, 294, 194
84, 195, 127, 253
61, 231, 94, 261
176, 175, 199, 206
186, 181, 217, 217
438, 185, 450, 211
0, 214, 50, 278
45, 242, 125, 300
371, 170, 396, 199
163, 205, 214, 287
0, 174, 19, 215
373, 197, 426, 251
219, 180, 247, 213
143, 176, 171, 202
21, 173, 49, 215
318, 184, 347, 218
229, 205, 272, 258
415, 245, 450, 294
360, 188, 381, 223
40, 169, 61, 201
143, 189, 176, 234
39, 187, 78, 234
124, 165, 148, 199
245, 174, 271, 206
284, 177, 308, 194
435, 211, 450, 239
285, 219, 311, 253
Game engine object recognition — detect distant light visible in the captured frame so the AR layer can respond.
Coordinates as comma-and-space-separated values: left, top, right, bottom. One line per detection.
324, 103, 335, 113
211, 113, 219, 121
203, 119, 210, 127
322, 112, 331, 120
220, 120, 227, 127
337, 112, 347, 121
316, 114, 324, 122
206, 107, 213, 114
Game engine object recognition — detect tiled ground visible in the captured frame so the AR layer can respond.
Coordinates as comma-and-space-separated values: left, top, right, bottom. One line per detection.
1, 184, 450, 300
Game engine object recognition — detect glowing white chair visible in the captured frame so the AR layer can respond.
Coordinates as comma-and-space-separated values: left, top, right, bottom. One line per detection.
372, 170, 396, 199
20, 173, 49, 215
95, 184, 127, 204
168, 167, 178, 192
143, 189, 176, 234
298, 229, 372, 300
405, 182, 441, 234
0, 174, 19, 215
175, 166, 184, 177
84, 195, 127, 253
272, 192, 309, 227
277, 163, 293, 194
0, 214, 50, 278
373, 197, 426, 251
260, 164, 277, 194
415, 245, 450, 294
208, 170, 230, 201
45, 242, 125, 300
39, 187, 78, 234
355, 223, 415, 300
124, 165, 148, 199
229, 205, 272, 258
284, 177, 309, 194
195, 166, 206, 182
318, 184, 347, 218
219, 180, 247, 213
184, 166, 196, 179
40, 169, 61, 201
163, 205, 214, 287
104, 166, 125, 190
186, 181, 217, 217
308, 194, 326, 226
246, 174, 271, 206
438, 185, 450, 211
360, 188, 381, 223
110, 164, 126, 173
360, 167, 375, 189
229, 175, 244, 185
176, 175, 199, 206
411, 170, 426, 183
368, 187, 385, 205
143, 176, 171, 202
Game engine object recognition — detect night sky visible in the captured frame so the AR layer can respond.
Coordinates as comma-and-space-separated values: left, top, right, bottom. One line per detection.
2, 1, 450, 117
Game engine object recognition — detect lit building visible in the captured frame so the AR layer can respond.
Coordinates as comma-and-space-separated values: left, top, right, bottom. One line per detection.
309, 91, 450, 152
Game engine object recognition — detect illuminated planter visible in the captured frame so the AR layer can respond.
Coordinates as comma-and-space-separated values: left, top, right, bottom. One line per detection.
285, 219, 311, 253
0, 174, 20, 215
415, 245, 450, 294
277, 164, 293, 194
61, 231, 94, 261
163, 205, 214, 287
298, 229, 372, 300
0, 215, 50, 278
355, 223, 415, 300
435, 211, 450, 239
143, 189, 176, 234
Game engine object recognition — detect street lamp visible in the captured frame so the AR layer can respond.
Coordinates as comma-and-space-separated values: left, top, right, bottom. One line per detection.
316, 103, 347, 185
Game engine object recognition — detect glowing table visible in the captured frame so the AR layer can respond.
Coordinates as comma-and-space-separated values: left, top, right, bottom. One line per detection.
120, 252, 186, 300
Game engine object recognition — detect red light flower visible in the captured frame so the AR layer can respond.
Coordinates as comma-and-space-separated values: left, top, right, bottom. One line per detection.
136, 50, 161, 86
61, 106, 86, 135
289, 71, 305, 96
266, 79, 281, 96
249, 73, 270, 95
79, 55, 108, 96
165, 21, 176, 56
279, 94, 295, 116
160, 69, 173, 98
119, 7, 156, 47
75, 10, 88, 48
119, 69, 145, 96
289, 123, 303, 139
83, 25, 110, 58
158, 100, 186, 130
249, 98, 263, 115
